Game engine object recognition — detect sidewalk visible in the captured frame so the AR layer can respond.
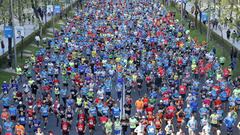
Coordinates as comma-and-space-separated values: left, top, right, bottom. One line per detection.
184, 2, 240, 51
0, 1, 76, 56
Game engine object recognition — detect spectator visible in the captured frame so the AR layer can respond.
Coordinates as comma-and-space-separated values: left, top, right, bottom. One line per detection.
227, 29, 231, 39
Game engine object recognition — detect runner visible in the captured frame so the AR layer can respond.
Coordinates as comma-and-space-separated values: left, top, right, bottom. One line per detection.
105, 119, 113, 135
40, 103, 49, 129
76, 119, 85, 135
61, 118, 70, 135
15, 122, 25, 135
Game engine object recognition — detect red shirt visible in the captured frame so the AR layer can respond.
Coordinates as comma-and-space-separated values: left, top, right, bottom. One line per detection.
77, 122, 85, 132
225, 87, 231, 97
199, 67, 205, 75
67, 67, 72, 72
143, 98, 149, 106
61, 121, 70, 131
94, 98, 101, 104
88, 117, 95, 129
162, 97, 169, 104
53, 79, 59, 84
145, 76, 151, 82
223, 68, 230, 77
99, 116, 108, 124
27, 100, 34, 106
27, 109, 34, 117
164, 112, 174, 120
155, 119, 161, 129
147, 114, 155, 122
177, 59, 183, 66
166, 106, 176, 113
214, 99, 222, 107
78, 113, 85, 121
146, 106, 154, 114
36, 100, 42, 108
158, 67, 165, 77
179, 85, 187, 95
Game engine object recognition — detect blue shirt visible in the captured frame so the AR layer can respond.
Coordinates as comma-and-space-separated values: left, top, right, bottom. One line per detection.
184, 107, 192, 118
102, 106, 109, 116
96, 103, 103, 112
199, 107, 209, 118
2, 96, 10, 107
18, 115, 26, 125
147, 125, 156, 135
40, 106, 49, 116
112, 107, 120, 117
33, 119, 41, 131
89, 107, 97, 116
3, 121, 13, 132
66, 99, 74, 106
190, 101, 198, 112
224, 117, 235, 128
8, 107, 17, 116
220, 91, 227, 101
2, 83, 9, 92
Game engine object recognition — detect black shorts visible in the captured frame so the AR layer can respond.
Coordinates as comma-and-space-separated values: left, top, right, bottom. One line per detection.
42, 115, 48, 119
226, 127, 233, 132
67, 117, 72, 121
11, 116, 16, 121
211, 123, 219, 128
78, 131, 84, 135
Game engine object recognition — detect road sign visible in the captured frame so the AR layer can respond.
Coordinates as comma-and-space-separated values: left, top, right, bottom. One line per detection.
201, 12, 208, 22
54, 5, 61, 14
4, 26, 13, 38
15, 26, 25, 39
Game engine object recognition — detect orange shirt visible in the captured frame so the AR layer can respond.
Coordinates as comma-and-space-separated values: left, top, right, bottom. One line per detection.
135, 100, 144, 110
15, 125, 25, 135
1, 112, 9, 120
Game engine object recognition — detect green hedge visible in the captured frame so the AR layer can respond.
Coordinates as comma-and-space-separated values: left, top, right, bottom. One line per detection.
0, 0, 79, 68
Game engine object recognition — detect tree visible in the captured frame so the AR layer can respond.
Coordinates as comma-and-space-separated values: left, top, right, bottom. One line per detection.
194, 0, 202, 33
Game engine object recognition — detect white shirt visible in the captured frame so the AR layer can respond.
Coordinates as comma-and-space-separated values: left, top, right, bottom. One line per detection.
134, 125, 145, 135
97, 90, 104, 99
202, 125, 211, 135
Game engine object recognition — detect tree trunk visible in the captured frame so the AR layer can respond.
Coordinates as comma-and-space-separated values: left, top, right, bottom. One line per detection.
194, 0, 199, 28
199, 11, 202, 33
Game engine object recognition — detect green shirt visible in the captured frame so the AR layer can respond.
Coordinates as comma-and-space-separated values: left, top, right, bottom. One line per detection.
210, 114, 218, 124
233, 88, 240, 97
105, 121, 113, 132
129, 118, 138, 129
114, 121, 121, 130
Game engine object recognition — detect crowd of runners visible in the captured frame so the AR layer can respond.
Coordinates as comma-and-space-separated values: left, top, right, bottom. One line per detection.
0, 0, 240, 135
